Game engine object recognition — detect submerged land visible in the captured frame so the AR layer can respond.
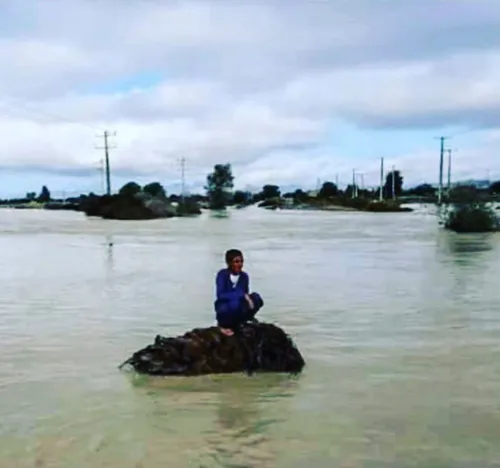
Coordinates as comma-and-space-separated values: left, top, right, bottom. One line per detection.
0, 191, 420, 215
1, 173, 500, 232
2, 185, 498, 214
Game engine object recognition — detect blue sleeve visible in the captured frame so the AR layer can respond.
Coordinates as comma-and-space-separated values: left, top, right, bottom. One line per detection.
216, 270, 245, 302
242, 272, 250, 294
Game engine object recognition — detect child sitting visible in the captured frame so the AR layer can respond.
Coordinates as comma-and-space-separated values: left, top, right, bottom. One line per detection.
214, 249, 264, 336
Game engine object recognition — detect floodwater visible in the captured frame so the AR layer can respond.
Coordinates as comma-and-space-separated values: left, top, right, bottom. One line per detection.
1, 206, 500, 467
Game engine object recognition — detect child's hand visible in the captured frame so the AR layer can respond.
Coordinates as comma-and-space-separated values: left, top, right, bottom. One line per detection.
245, 294, 255, 310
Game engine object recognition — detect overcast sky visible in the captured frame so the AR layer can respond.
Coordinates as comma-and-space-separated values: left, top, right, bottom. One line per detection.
0, 0, 499, 197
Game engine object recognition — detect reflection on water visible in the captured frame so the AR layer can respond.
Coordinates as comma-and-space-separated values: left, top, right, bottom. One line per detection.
1, 208, 500, 467
130, 374, 298, 467
436, 232, 497, 286
104, 233, 114, 270
440, 232, 495, 255
209, 210, 230, 219
208, 375, 296, 467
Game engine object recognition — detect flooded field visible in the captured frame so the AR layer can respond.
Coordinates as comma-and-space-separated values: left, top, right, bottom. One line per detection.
1, 207, 499, 467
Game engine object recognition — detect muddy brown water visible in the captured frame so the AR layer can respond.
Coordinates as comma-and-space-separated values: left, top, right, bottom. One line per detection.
1, 206, 499, 467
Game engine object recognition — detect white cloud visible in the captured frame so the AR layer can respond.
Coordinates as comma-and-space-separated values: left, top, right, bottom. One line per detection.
0, 0, 500, 192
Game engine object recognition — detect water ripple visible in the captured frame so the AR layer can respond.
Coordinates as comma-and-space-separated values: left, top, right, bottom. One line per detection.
0, 208, 499, 467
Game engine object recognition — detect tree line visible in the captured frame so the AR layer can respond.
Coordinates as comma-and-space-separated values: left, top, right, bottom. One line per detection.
1, 167, 500, 208
204, 163, 500, 209
205, 164, 410, 209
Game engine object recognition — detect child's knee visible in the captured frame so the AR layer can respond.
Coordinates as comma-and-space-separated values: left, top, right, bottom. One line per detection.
250, 292, 264, 308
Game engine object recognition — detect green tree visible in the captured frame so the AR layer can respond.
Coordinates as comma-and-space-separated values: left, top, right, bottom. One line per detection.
143, 182, 166, 198
408, 183, 436, 197
344, 184, 357, 198
490, 180, 500, 194
38, 185, 51, 203
261, 184, 280, 200
383, 170, 403, 198
233, 190, 250, 205
26, 192, 36, 201
119, 181, 141, 197
445, 185, 497, 233
318, 181, 338, 199
205, 164, 234, 210
292, 189, 308, 204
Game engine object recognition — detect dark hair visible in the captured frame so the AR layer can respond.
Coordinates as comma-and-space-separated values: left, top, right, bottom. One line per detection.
225, 249, 243, 265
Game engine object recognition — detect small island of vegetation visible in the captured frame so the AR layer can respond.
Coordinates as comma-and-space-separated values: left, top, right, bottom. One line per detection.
443, 184, 500, 233
220, 168, 414, 213
79, 181, 201, 220
1, 165, 499, 228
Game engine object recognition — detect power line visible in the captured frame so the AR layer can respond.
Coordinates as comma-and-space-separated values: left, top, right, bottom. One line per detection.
95, 130, 116, 195
0, 98, 99, 133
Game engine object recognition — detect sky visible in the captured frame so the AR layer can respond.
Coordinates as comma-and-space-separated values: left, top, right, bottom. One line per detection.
0, 0, 500, 198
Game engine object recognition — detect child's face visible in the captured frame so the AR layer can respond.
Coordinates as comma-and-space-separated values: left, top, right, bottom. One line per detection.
229, 256, 243, 273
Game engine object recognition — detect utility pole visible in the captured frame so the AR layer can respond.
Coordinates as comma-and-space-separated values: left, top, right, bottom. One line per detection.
391, 164, 396, 200
379, 157, 384, 201
352, 169, 356, 198
447, 149, 452, 194
98, 159, 105, 193
439, 136, 444, 204
179, 156, 186, 202
355, 173, 365, 195
335, 173, 339, 189
359, 173, 365, 197
95, 130, 116, 195
435, 136, 449, 205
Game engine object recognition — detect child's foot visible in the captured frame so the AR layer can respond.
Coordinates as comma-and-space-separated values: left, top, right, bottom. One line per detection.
219, 327, 234, 336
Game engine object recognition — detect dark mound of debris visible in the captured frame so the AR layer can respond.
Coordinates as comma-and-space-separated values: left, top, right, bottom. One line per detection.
119, 322, 305, 376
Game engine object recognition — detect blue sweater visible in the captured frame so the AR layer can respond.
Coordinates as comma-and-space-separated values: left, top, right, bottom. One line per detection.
214, 268, 249, 305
